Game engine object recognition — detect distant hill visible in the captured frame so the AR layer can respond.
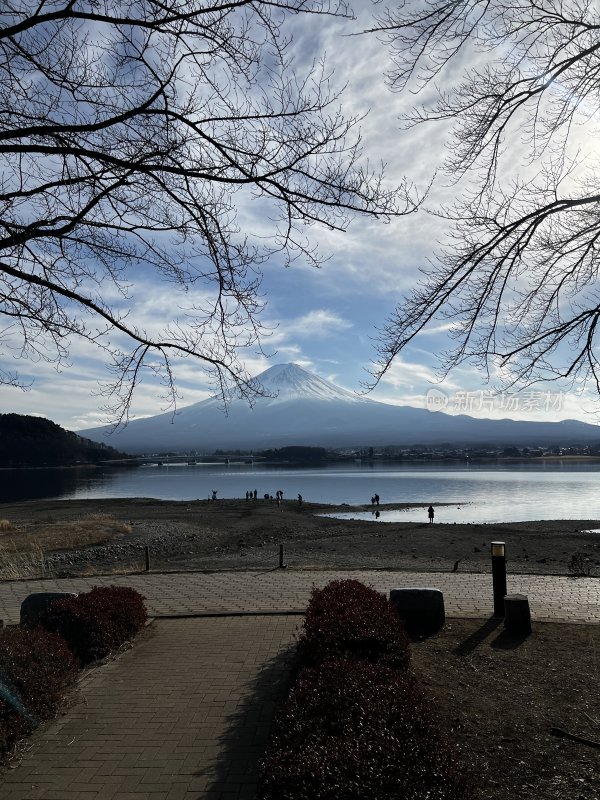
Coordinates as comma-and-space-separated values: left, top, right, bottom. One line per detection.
0, 414, 131, 467
79, 363, 600, 454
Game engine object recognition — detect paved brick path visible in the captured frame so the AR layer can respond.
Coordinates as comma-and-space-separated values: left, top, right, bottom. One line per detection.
0, 568, 599, 625
1, 569, 599, 799
1, 616, 298, 800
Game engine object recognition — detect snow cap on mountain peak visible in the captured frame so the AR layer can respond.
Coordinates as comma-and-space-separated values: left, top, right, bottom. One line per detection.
250, 363, 366, 403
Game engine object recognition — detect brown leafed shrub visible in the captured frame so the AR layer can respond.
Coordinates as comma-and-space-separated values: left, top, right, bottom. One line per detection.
259, 580, 474, 800
259, 657, 475, 800
298, 579, 411, 668
39, 585, 147, 665
0, 626, 78, 759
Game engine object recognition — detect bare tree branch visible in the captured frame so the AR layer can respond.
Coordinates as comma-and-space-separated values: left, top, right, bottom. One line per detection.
0, 0, 413, 421
371, 0, 600, 399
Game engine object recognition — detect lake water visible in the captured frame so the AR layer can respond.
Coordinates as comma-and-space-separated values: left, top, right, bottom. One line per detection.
2, 461, 600, 523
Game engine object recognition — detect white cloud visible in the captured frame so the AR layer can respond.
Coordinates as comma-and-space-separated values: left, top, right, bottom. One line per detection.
284, 309, 353, 337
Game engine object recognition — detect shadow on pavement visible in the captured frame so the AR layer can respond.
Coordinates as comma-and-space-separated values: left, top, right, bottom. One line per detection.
199, 642, 298, 799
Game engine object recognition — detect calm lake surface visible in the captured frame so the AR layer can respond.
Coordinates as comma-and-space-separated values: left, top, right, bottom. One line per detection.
3, 462, 600, 523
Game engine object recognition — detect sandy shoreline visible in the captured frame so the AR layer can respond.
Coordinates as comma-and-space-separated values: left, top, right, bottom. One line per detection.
1, 497, 599, 577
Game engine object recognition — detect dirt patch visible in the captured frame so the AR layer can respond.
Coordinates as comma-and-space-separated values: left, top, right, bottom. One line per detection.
412, 618, 600, 799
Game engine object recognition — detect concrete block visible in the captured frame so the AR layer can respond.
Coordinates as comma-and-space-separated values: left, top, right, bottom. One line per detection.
504, 593, 532, 634
389, 587, 445, 635
20, 592, 77, 627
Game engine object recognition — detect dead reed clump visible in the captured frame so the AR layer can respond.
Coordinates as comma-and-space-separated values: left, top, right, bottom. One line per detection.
0, 540, 46, 580
0, 513, 134, 555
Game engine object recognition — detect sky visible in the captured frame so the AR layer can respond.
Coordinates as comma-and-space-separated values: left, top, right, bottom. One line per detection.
3, 1, 600, 432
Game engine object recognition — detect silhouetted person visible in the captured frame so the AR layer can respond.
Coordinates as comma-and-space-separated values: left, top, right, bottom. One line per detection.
298, 494, 303, 506
428, 505, 434, 523
253, 489, 257, 500
374, 493, 380, 506
212, 490, 218, 501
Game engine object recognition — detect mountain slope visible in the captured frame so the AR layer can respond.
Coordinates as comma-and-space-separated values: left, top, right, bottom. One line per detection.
78, 363, 600, 454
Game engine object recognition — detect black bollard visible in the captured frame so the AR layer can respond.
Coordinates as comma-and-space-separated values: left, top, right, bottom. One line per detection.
491, 541, 507, 616
145, 546, 150, 572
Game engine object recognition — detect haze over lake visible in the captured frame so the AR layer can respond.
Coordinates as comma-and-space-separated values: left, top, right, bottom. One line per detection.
4, 462, 600, 524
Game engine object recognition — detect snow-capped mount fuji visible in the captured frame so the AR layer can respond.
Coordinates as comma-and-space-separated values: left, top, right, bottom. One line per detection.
79, 362, 600, 454
80, 363, 378, 454
247, 363, 369, 404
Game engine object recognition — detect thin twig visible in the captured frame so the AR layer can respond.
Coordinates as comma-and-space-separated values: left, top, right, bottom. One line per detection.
550, 727, 600, 749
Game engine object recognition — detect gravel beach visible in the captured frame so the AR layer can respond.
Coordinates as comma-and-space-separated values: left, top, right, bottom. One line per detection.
2, 497, 599, 576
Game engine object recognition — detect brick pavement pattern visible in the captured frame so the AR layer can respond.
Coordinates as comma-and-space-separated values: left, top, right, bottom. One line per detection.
1, 616, 299, 800
0, 569, 599, 625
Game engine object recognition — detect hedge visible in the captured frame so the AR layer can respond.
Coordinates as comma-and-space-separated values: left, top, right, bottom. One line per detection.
39, 585, 148, 665
0, 626, 78, 758
259, 657, 475, 800
258, 579, 475, 800
297, 579, 411, 668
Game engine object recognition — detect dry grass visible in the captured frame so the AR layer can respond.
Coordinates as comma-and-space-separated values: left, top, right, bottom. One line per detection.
0, 513, 134, 580
0, 541, 46, 580
0, 513, 133, 554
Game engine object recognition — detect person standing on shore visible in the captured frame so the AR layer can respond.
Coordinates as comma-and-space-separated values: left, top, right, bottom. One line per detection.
428, 505, 435, 523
